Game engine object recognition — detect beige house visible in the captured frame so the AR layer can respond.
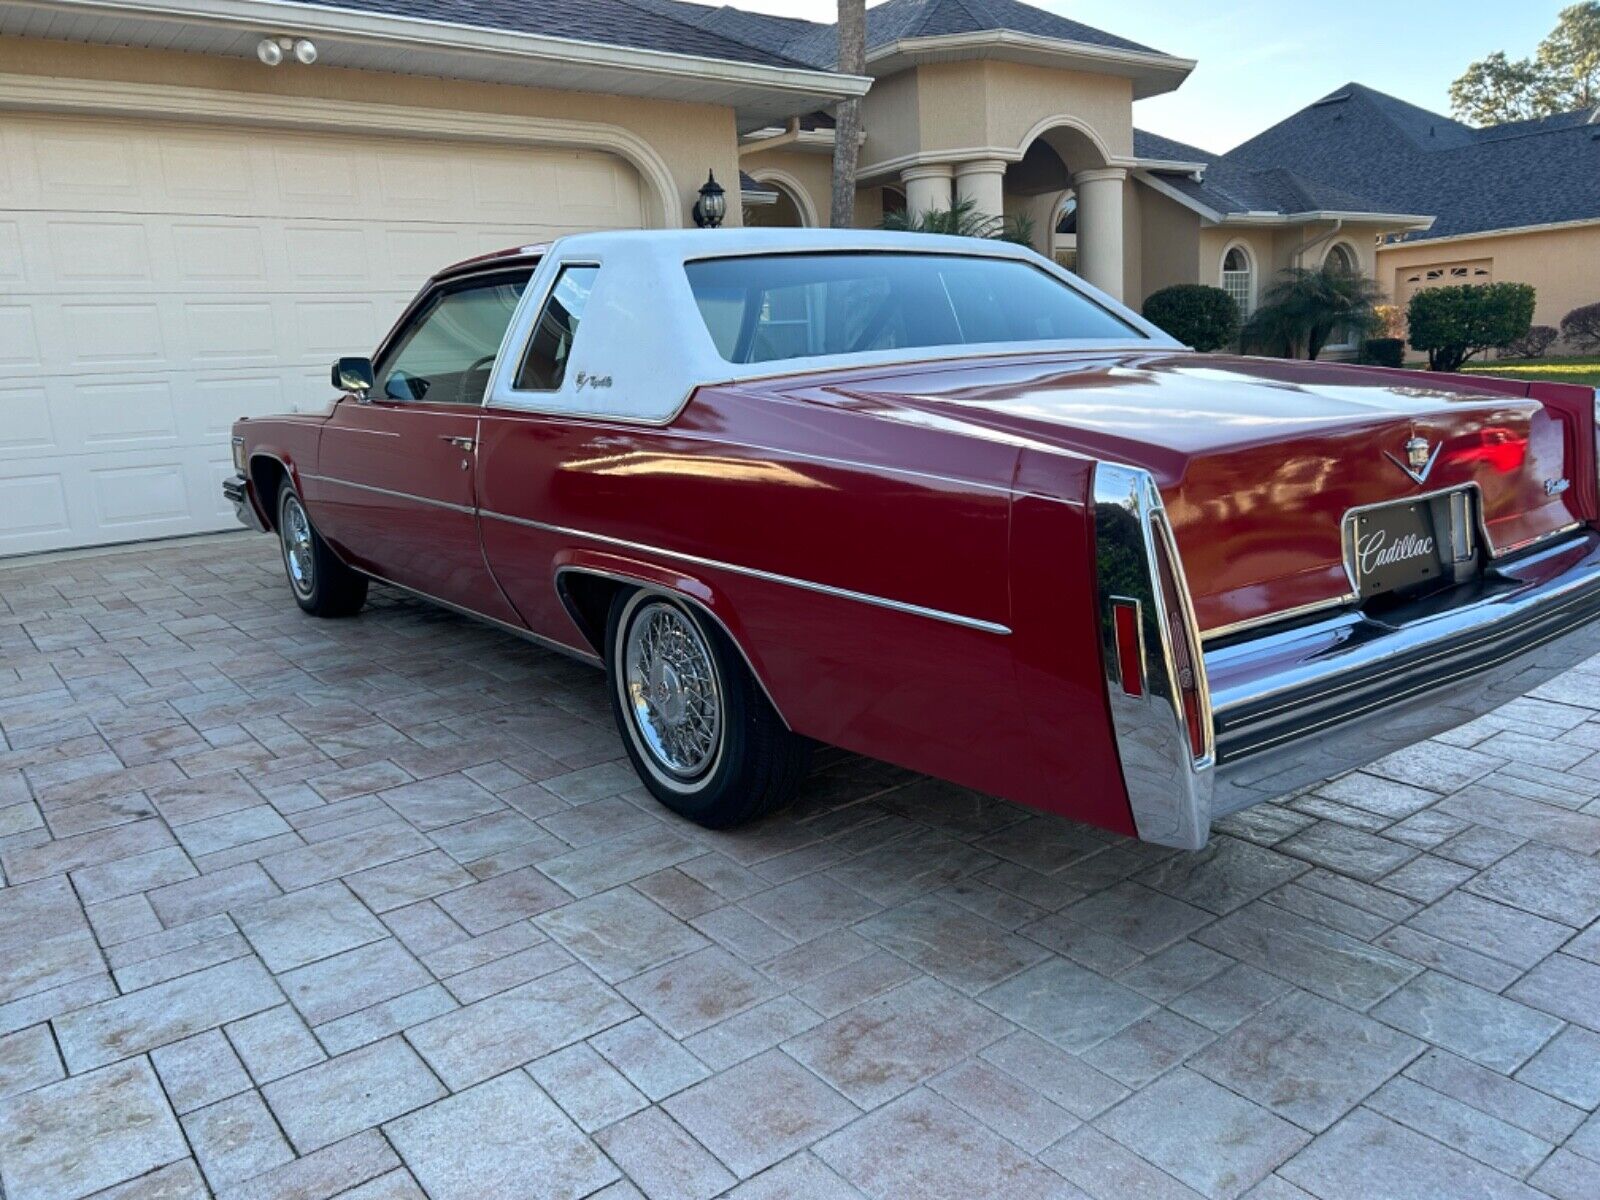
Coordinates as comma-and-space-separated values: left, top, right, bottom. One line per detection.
0, 0, 1433, 554
1211, 83, 1600, 351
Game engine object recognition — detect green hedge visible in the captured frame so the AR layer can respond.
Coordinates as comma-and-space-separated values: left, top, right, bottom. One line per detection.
1407, 283, 1536, 372
1142, 285, 1240, 352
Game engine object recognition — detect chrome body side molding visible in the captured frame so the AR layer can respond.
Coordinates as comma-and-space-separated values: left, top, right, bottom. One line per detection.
301, 473, 476, 515
480, 509, 1011, 636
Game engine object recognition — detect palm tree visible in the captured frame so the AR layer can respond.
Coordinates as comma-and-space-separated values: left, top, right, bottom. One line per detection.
830, 1, 866, 228
1242, 262, 1385, 360
879, 196, 1034, 246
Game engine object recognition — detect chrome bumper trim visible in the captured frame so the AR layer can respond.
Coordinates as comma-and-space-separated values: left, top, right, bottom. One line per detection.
1207, 531, 1600, 820
1095, 464, 1600, 850
224, 474, 268, 533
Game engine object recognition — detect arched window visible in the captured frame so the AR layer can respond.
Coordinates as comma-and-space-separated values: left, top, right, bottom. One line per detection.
1221, 245, 1254, 318
1324, 243, 1362, 350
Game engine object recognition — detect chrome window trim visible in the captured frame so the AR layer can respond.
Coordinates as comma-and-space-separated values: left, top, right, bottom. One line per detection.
506, 260, 602, 397
1092, 461, 1216, 850
481, 509, 1010, 636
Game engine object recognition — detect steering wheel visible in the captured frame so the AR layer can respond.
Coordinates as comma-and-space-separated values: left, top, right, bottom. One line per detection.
464, 354, 498, 401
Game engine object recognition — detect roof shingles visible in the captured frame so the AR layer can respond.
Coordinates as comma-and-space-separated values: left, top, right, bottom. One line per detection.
1216, 82, 1600, 238
287, 0, 1167, 73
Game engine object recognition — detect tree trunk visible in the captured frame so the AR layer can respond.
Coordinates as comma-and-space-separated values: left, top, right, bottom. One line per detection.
830, 1, 866, 228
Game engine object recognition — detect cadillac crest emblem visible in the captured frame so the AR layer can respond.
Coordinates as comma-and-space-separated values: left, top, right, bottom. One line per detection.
1385, 435, 1441, 486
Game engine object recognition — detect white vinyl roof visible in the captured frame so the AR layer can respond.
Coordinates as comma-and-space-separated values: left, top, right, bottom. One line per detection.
484, 228, 1179, 423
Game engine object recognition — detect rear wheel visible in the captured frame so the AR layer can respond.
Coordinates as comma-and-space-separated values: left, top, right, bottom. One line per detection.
606, 588, 808, 827
276, 484, 367, 617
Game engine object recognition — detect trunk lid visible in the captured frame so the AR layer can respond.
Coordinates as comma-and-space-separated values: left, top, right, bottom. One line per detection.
818, 351, 1589, 635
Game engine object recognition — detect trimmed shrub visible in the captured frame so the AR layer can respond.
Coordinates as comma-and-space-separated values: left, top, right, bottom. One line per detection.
1359, 337, 1406, 368
1407, 282, 1536, 372
1502, 325, 1559, 359
1142, 285, 1240, 352
1560, 302, 1600, 352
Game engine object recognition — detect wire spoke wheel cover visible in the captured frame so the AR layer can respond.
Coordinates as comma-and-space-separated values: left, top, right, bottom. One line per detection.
280, 493, 315, 598
621, 598, 724, 786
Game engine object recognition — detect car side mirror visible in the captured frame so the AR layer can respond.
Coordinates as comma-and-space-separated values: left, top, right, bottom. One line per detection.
332, 356, 375, 397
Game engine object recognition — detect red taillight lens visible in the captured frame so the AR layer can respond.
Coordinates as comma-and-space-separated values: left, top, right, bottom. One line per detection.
1112, 599, 1143, 697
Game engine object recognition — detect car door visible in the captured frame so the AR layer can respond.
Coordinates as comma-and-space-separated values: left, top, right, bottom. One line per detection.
312, 268, 531, 624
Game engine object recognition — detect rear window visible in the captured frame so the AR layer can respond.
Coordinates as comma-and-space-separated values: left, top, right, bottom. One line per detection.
685, 252, 1140, 365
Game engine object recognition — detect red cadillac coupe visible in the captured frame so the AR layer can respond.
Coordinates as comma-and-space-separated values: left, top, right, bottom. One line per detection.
225, 230, 1600, 849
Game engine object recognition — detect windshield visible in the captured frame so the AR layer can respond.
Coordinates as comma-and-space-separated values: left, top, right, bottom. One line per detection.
685, 251, 1141, 365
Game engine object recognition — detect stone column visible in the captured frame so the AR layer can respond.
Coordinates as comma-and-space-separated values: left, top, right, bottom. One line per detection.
1073, 166, 1128, 301
953, 158, 1007, 225
901, 164, 954, 218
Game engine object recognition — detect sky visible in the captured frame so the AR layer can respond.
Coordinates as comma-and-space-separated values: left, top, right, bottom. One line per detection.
726, 0, 1570, 151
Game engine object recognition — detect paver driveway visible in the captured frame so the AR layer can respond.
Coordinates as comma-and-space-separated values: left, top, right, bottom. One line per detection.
1, 534, 1599, 1200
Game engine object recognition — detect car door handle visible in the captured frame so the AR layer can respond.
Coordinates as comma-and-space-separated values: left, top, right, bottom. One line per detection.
441, 436, 475, 450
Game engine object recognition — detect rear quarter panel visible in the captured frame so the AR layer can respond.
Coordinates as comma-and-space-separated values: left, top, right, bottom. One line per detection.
477, 384, 1104, 812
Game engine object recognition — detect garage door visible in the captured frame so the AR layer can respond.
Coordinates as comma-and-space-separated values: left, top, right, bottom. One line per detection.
0, 113, 645, 554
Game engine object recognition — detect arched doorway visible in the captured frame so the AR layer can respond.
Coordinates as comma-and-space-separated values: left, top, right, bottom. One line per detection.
1008, 118, 1123, 298
743, 173, 814, 228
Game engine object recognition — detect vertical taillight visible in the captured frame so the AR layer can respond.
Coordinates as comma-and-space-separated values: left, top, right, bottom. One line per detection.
1151, 521, 1209, 760
1112, 599, 1144, 697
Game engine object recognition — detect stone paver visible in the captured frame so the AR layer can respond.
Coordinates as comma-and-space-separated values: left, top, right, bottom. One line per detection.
2, 535, 1600, 1199
0, 1058, 188, 1200
386, 1069, 618, 1200
1189, 990, 1422, 1131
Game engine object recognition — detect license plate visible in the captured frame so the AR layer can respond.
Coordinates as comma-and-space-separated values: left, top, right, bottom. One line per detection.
1351, 499, 1446, 597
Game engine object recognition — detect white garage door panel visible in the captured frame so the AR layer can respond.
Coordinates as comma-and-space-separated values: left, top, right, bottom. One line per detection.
0, 112, 645, 554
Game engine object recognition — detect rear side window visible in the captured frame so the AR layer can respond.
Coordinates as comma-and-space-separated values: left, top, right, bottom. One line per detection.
515, 265, 599, 390
374, 270, 530, 405
685, 252, 1140, 365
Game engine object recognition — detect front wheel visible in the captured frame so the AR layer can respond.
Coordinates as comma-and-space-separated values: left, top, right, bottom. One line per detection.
277, 485, 368, 618
606, 589, 808, 827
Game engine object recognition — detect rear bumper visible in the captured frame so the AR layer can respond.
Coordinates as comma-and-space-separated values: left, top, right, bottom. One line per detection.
1092, 462, 1600, 850
224, 474, 268, 533
1208, 531, 1600, 815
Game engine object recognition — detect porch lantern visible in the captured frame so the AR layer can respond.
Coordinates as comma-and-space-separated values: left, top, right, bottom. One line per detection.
693, 170, 727, 228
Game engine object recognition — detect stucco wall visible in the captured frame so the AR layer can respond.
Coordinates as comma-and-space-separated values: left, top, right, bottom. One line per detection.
859, 59, 1134, 176
742, 149, 834, 227
860, 69, 922, 169
1377, 223, 1600, 341
0, 38, 743, 228
1135, 186, 1201, 308
975, 60, 1134, 161
742, 148, 894, 230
